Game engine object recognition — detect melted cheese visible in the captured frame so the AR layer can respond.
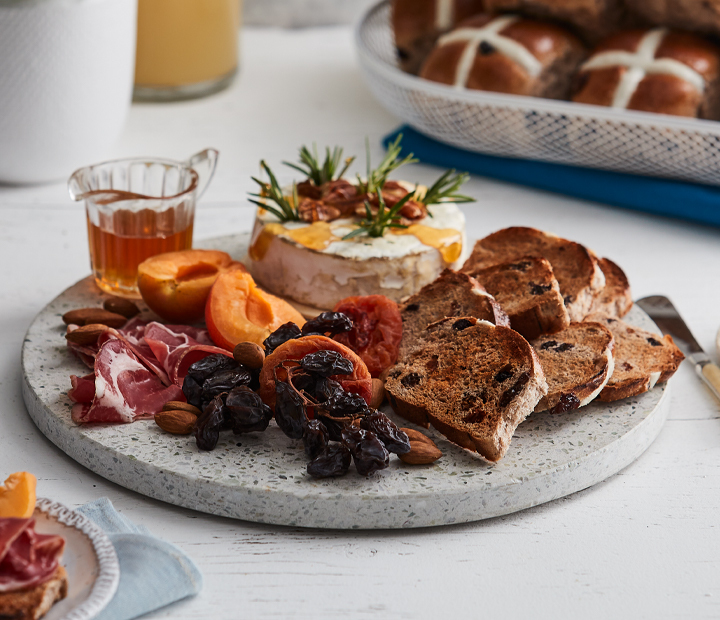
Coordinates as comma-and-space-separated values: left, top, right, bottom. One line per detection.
393, 225, 463, 263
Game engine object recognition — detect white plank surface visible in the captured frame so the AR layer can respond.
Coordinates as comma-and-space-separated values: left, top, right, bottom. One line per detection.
1, 26, 720, 620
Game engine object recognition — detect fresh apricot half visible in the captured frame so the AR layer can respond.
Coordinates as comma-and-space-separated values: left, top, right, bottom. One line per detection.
205, 266, 306, 349
0, 472, 37, 518
137, 249, 242, 323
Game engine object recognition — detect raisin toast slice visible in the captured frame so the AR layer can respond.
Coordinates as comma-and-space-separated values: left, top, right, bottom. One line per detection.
589, 257, 633, 318
0, 565, 68, 620
398, 269, 509, 361
531, 322, 615, 413
469, 256, 570, 340
585, 313, 685, 401
385, 317, 547, 462
462, 227, 605, 322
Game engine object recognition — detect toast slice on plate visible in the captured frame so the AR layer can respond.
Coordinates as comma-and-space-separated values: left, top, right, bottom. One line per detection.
385, 316, 547, 462
589, 257, 633, 318
0, 565, 68, 620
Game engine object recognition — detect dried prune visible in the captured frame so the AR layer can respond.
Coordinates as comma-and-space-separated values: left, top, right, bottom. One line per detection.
300, 350, 353, 377
323, 390, 367, 416
303, 419, 329, 459
274, 380, 306, 439
225, 386, 272, 433
313, 377, 344, 402
263, 322, 302, 355
341, 427, 389, 476
301, 312, 353, 336
316, 414, 349, 442
307, 443, 352, 478
195, 395, 226, 451
187, 354, 239, 383
202, 368, 253, 400
360, 410, 410, 455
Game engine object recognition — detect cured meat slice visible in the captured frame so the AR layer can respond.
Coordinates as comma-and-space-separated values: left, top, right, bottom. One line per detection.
73, 339, 182, 424
67, 374, 95, 404
0, 518, 65, 593
143, 322, 233, 387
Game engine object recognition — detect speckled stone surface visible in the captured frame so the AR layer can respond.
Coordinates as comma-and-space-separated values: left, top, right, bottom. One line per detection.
21, 234, 670, 530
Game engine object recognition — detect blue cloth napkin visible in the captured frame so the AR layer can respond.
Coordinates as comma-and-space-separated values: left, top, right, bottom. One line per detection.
383, 125, 720, 228
77, 498, 202, 620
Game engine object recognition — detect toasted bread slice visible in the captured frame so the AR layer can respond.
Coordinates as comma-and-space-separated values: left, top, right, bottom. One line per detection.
585, 313, 685, 401
385, 317, 547, 462
0, 565, 68, 620
462, 227, 605, 322
532, 322, 615, 413
398, 269, 509, 361
469, 256, 570, 340
589, 257, 633, 318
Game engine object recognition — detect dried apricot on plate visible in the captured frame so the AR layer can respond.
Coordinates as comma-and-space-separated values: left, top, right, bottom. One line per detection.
258, 335, 372, 409
332, 295, 402, 378
0, 472, 37, 518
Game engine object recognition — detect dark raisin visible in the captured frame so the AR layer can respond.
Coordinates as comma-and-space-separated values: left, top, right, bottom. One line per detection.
290, 371, 316, 394
313, 377, 344, 402
182, 374, 204, 410
622, 362, 633, 371
274, 380, 306, 439
202, 368, 253, 400
301, 312, 353, 337
494, 364, 513, 382
396, 47, 410, 61
317, 414, 349, 442
401, 372, 422, 388
555, 343, 574, 353
452, 319, 474, 331
360, 410, 411, 455
186, 354, 239, 383
530, 283, 552, 295
404, 303, 420, 312
300, 350, 354, 377
307, 443, 352, 478
647, 337, 662, 347
549, 393, 581, 414
324, 390, 367, 416
225, 386, 272, 434
303, 419, 329, 459
508, 261, 531, 271
263, 322, 302, 356
194, 395, 226, 451
479, 40, 495, 55
499, 372, 530, 408
341, 427, 390, 476
540, 340, 558, 350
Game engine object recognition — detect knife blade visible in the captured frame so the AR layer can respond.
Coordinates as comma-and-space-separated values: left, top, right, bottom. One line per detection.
636, 295, 720, 402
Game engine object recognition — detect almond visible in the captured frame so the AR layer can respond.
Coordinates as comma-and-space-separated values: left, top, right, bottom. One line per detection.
370, 378, 386, 409
65, 323, 111, 346
398, 428, 442, 465
103, 297, 140, 319
233, 341, 265, 369
155, 409, 197, 435
62, 307, 127, 328
162, 401, 202, 416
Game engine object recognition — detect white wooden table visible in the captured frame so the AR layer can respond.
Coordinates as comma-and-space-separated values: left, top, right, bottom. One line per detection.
2, 26, 720, 620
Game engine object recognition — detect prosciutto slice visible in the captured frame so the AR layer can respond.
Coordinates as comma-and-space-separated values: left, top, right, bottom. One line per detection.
72, 339, 183, 424
143, 322, 233, 387
0, 518, 65, 592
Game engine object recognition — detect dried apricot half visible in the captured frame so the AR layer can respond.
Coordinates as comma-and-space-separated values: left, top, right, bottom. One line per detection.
0, 471, 37, 518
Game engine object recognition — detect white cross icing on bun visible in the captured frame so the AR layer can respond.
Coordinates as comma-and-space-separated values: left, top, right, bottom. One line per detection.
436, 15, 544, 89
581, 28, 706, 109
435, 0, 454, 31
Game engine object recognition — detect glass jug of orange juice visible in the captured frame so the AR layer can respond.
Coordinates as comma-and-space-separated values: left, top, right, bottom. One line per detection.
134, 0, 240, 101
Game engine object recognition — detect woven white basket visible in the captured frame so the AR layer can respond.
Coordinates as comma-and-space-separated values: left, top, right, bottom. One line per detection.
355, 0, 720, 187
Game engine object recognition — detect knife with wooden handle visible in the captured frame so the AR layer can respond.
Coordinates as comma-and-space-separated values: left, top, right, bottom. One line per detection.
636, 295, 720, 402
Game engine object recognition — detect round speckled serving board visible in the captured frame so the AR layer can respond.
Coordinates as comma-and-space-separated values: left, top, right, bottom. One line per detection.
21, 234, 670, 529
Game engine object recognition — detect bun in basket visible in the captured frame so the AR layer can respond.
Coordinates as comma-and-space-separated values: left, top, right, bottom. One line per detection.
385, 317, 547, 462
572, 28, 720, 119
420, 14, 586, 99
585, 313, 685, 401
398, 268, 509, 361
626, 0, 720, 40
0, 565, 68, 620
462, 227, 605, 322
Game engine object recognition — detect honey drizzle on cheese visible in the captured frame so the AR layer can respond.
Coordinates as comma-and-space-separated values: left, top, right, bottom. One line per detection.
392, 225, 463, 263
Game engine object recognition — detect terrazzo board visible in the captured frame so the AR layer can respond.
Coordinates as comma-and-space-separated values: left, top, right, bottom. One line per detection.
21, 234, 670, 529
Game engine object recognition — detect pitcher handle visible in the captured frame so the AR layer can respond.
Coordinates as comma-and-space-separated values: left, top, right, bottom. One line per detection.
186, 148, 219, 200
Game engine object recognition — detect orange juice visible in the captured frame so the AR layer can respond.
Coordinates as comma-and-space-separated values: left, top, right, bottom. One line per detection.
135, 0, 240, 96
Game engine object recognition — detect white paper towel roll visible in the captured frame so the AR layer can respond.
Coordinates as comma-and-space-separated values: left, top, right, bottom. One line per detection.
0, 0, 137, 184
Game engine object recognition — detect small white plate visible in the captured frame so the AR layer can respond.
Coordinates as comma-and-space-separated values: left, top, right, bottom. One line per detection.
32, 499, 119, 620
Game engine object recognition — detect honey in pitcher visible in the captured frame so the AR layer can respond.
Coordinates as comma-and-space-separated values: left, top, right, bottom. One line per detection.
87, 207, 194, 298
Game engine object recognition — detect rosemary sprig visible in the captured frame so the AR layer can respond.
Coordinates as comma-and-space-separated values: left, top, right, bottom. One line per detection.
248, 160, 300, 222
356, 134, 418, 196
343, 190, 413, 240
283, 145, 355, 186
421, 169, 475, 205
